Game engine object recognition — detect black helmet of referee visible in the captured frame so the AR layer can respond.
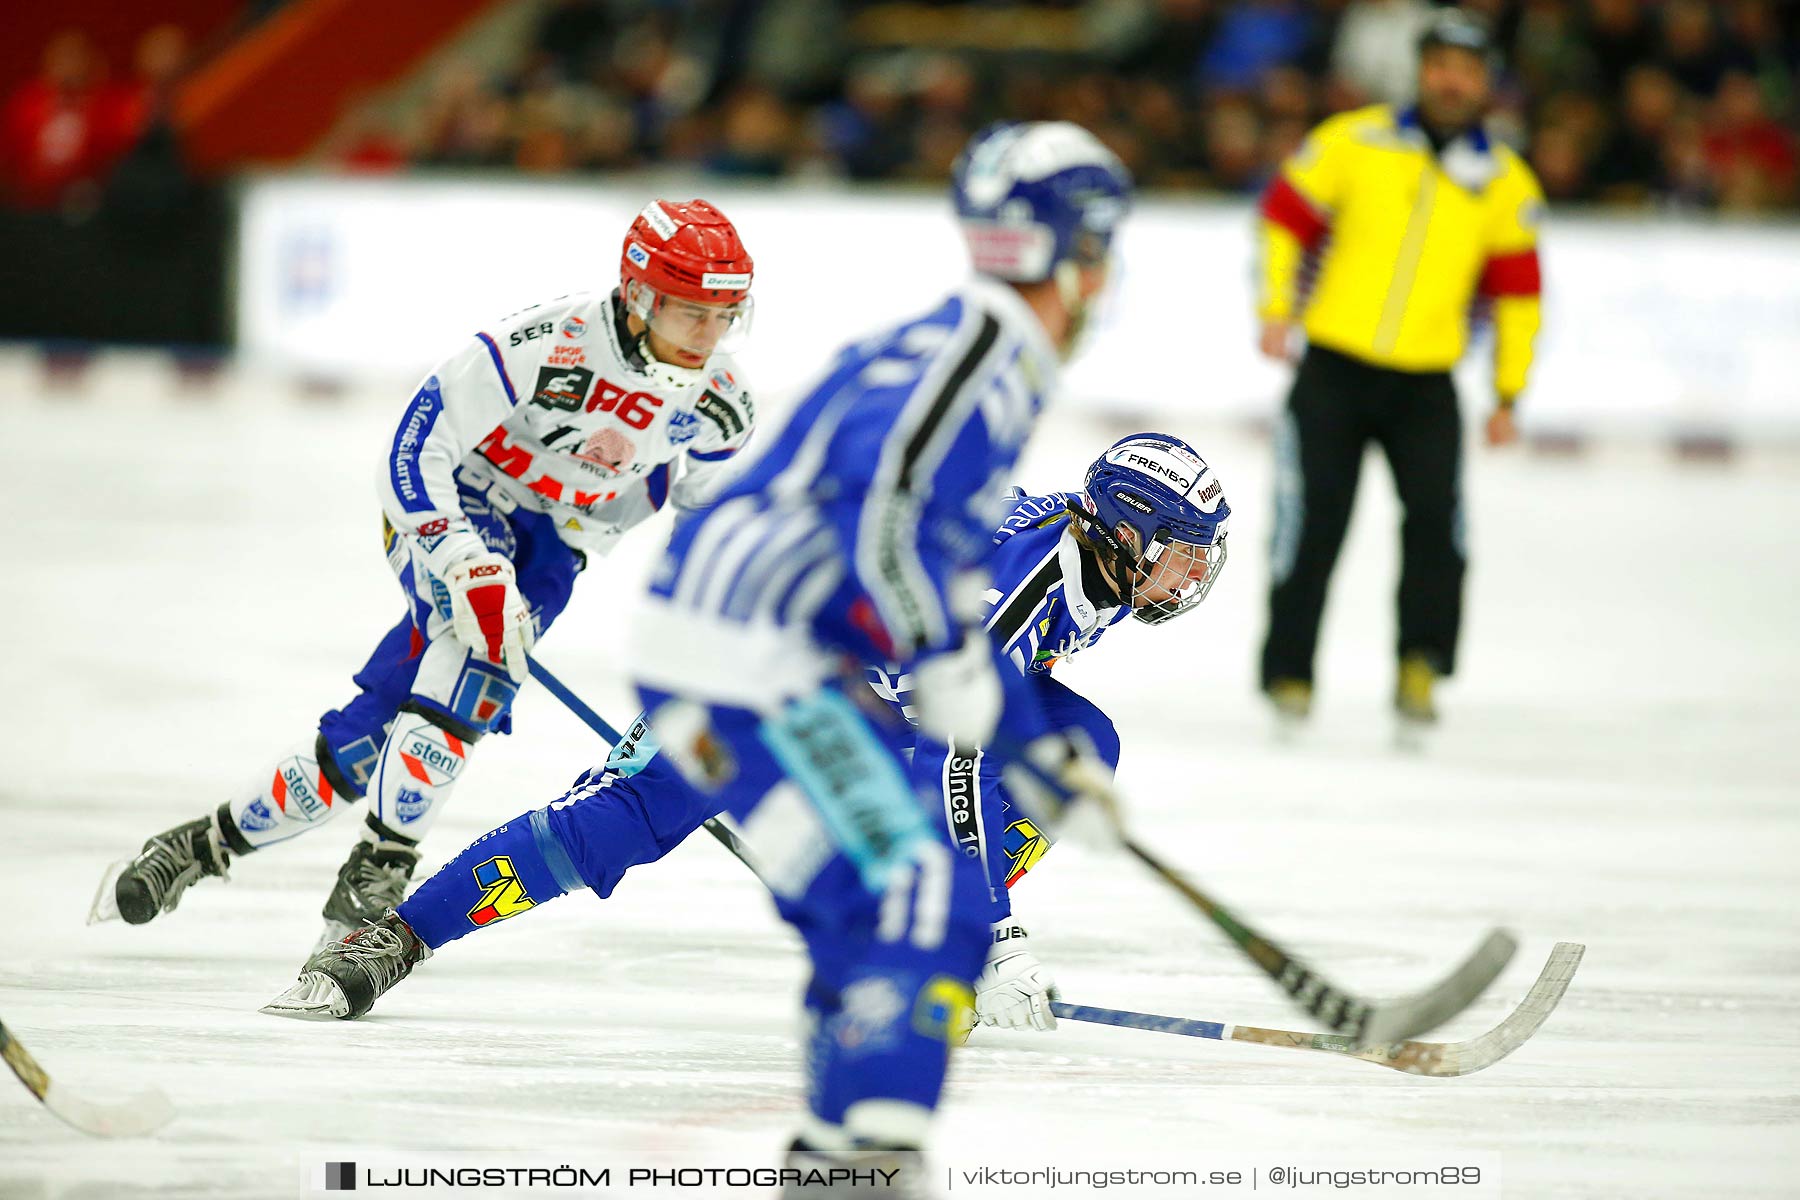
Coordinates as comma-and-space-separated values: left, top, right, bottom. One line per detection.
1419, 9, 1499, 70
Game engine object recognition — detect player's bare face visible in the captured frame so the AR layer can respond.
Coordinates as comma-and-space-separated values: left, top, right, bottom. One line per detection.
1418, 47, 1490, 133
646, 297, 743, 369
1051, 257, 1113, 360
1078, 258, 1110, 300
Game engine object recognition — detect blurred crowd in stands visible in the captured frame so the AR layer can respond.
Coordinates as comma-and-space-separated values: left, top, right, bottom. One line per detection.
7, 1, 1800, 215
1, 25, 197, 215
0, 21, 229, 345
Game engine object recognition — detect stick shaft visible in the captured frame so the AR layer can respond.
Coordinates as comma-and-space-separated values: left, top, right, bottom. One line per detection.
1, 1018, 50, 1102
528, 658, 624, 746
1000, 739, 1379, 1037
1121, 836, 1370, 1033
1050, 941, 1583, 1078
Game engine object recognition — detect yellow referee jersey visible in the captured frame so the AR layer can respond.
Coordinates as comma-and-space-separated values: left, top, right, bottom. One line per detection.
1258, 105, 1545, 400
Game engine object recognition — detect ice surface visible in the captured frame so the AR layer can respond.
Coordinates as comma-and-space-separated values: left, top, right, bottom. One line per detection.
1, 364, 1796, 1198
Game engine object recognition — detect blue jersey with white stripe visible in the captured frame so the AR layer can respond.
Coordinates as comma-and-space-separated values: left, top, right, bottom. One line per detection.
646, 278, 1062, 676
868, 489, 1130, 719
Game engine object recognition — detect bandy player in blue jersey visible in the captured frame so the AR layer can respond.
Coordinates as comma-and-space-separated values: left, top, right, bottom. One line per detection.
871, 434, 1230, 1033
625, 122, 1136, 1185
263, 435, 1232, 1036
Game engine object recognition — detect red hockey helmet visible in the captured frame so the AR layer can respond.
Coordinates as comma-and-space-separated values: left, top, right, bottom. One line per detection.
620, 198, 753, 305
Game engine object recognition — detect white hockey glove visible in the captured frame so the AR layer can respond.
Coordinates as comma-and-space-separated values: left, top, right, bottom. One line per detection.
975, 921, 1058, 1032
1001, 730, 1124, 849
445, 551, 534, 682
909, 633, 1003, 748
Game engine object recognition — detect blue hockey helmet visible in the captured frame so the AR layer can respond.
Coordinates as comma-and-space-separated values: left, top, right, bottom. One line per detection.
951, 121, 1133, 284
1075, 433, 1231, 625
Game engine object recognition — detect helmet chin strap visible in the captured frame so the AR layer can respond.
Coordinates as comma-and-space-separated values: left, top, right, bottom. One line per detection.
637, 334, 707, 389
1066, 502, 1140, 608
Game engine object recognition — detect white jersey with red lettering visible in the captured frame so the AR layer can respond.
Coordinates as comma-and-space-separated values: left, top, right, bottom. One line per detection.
379, 288, 755, 576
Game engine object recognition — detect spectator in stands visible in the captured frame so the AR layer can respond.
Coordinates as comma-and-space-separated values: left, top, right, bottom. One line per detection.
1127, 77, 1206, 185
416, 66, 514, 169
905, 55, 979, 179
1661, 111, 1718, 207
611, 20, 709, 161
572, 95, 638, 170
533, 0, 615, 85
1198, 0, 1315, 93
1113, 0, 1218, 90
705, 85, 795, 177
1, 31, 122, 211
282, 0, 1800, 212
1518, 0, 1600, 99
102, 26, 202, 221
1529, 117, 1593, 198
1584, 0, 1657, 96
100, 25, 190, 157
1591, 64, 1683, 202
1201, 94, 1265, 190
1658, 0, 1748, 98
1725, 1, 1795, 110
513, 84, 580, 173
816, 59, 916, 181
1704, 68, 1797, 209
743, 0, 848, 104
329, 104, 410, 174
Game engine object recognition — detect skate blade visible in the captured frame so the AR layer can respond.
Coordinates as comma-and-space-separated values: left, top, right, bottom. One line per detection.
1393, 715, 1435, 754
86, 859, 130, 925
260, 973, 351, 1021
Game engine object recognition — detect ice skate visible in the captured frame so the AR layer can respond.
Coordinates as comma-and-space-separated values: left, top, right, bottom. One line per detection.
263, 911, 431, 1020
1264, 678, 1312, 742
312, 834, 421, 954
1394, 653, 1440, 750
92, 812, 232, 926
782, 1140, 928, 1197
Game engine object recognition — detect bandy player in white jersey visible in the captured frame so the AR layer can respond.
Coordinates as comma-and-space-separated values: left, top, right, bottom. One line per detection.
92, 199, 759, 953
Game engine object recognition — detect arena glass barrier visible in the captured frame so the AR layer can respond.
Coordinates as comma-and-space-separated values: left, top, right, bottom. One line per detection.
234, 175, 1800, 441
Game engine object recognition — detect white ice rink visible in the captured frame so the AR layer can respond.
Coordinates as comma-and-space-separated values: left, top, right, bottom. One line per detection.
1, 360, 1796, 1199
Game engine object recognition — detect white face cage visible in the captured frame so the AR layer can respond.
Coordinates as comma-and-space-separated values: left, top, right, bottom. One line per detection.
1128, 530, 1228, 625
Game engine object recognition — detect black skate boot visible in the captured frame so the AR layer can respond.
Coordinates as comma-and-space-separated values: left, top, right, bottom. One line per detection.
261, 911, 432, 1020
112, 812, 232, 925
783, 1139, 928, 1197
313, 823, 421, 953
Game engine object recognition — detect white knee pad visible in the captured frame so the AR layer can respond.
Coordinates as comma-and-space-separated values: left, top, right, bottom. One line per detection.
226, 740, 354, 850
367, 707, 474, 841
411, 631, 520, 735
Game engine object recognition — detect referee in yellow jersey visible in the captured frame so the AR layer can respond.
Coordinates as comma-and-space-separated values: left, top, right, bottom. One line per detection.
1255, 9, 1544, 730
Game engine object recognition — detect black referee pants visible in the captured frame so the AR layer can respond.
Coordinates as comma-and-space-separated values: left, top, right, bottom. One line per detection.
1261, 344, 1465, 689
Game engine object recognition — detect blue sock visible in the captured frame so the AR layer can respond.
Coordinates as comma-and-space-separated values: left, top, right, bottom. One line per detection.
396, 810, 582, 949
